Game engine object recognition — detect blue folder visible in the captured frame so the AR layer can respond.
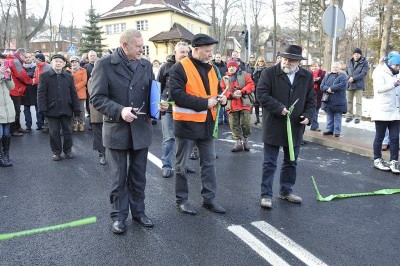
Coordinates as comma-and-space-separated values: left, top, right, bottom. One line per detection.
148, 80, 161, 119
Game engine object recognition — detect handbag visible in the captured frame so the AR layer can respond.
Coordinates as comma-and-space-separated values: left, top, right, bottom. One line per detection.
321, 92, 330, 103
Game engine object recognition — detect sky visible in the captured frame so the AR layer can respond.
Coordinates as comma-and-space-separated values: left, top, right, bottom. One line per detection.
30, 0, 362, 28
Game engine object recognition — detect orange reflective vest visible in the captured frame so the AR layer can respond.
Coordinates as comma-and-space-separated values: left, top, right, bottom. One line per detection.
173, 57, 218, 122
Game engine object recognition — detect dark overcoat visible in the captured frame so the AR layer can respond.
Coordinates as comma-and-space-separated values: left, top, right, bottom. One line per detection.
320, 72, 348, 114
256, 63, 316, 147
21, 65, 37, 106
89, 51, 154, 150
37, 68, 80, 118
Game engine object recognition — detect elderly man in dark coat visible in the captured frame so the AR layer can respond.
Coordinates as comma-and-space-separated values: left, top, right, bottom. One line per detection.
37, 54, 80, 161
256, 45, 316, 209
90, 29, 154, 235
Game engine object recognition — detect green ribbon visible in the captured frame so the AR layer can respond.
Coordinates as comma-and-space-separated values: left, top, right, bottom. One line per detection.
0, 217, 97, 241
311, 176, 400, 202
287, 102, 297, 161
213, 103, 221, 139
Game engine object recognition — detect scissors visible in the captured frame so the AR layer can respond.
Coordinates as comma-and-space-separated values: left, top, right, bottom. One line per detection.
288, 98, 299, 116
131, 102, 146, 115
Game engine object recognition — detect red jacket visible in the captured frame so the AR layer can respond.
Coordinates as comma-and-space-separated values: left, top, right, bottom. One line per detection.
221, 71, 254, 113
32, 61, 52, 85
6, 53, 32, 97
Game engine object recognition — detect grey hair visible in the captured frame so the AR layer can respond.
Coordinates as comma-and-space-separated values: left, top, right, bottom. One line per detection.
120, 29, 142, 45
16, 48, 26, 55
331, 62, 341, 68
88, 50, 97, 56
174, 41, 188, 51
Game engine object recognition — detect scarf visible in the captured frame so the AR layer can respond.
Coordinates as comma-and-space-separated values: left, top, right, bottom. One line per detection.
23, 62, 36, 69
387, 63, 399, 75
117, 47, 140, 74
72, 66, 80, 72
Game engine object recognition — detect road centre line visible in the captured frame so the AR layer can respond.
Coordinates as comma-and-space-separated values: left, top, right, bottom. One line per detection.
148, 152, 163, 169
252, 221, 328, 266
227, 225, 290, 266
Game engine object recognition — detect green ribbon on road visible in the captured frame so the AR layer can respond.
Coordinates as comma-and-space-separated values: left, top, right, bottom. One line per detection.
213, 103, 221, 139
311, 176, 400, 202
0, 217, 97, 241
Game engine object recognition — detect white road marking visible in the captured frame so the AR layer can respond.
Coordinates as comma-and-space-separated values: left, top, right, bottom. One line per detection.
148, 152, 163, 169
227, 225, 290, 266
252, 221, 328, 266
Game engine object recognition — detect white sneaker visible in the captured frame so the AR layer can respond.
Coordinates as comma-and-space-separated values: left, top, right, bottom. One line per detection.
374, 158, 390, 171
260, 198, 272, 208
390, 160, 400, 174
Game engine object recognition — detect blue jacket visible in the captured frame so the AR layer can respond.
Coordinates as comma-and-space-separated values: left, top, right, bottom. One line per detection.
320, 72, 348, 114
346, 56, 369, 90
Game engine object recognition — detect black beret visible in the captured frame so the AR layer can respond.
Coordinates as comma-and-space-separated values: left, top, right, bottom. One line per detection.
191, 34, 218, 47
51, 54, 66, 62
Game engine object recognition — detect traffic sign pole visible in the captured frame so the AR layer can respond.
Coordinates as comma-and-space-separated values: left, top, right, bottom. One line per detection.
331, 5, 339, 67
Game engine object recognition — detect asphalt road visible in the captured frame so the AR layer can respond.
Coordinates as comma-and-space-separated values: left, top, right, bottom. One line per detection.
1, 117, 399, 266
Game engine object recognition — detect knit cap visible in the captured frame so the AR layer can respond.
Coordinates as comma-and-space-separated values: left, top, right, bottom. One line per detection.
388, 52, 400, 66
353, 48, 362, 55
226, 58, 239, 68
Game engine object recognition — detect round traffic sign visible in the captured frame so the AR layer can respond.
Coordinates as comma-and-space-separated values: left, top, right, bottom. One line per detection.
322, 5, 346, 37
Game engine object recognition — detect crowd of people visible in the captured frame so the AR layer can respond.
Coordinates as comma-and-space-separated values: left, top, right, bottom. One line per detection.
2, 29, 400, 235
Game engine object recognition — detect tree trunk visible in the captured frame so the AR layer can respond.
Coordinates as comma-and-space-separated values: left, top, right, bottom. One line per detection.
273, 0, 277, 60
298, 0, 302, 45
380, 0, 394, 57
16, 0, 50, 49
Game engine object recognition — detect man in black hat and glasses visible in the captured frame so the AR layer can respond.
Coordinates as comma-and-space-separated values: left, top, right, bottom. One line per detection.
256, 45, 316, 209
169, 33, 228, 215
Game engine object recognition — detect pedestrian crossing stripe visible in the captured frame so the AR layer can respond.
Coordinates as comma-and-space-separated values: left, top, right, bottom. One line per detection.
228, 221, 327, 266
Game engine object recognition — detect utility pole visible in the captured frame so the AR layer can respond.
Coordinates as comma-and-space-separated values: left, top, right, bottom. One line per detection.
246, 0, 251, 61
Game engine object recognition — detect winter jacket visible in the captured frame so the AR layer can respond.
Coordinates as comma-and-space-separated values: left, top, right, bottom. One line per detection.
212, 60, 227, 77
320, 71, 348, 114
346, 56, 369, 90
21, 63, 37, 106
71, 67, 88, 100
312, 69, 326, 108
371, 63, 400, 121
0, 73, 16, 123
37, 68, 80, 118
32, 62, 51, 85
84, 62, 95, 81
221, 70, 254, 113
256, 63, 316, 147
90, 51, 154, 150
252, 66, 266, 105
169, 55, 220, 140
6, 53, 32, 97
87, 78, 103, 124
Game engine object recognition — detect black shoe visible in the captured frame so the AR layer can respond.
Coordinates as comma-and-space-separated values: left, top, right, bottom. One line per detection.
186, 166, 196, 173
26, 127, 31, 131
52, 154, 61, 161
162, 168, 173, 178
133, 214, 154, 227
354, 118, 360, 124
111, 221, 126, 234
202, 201, 226, 214
11, 131, 23, 137
64, 152, 75, 159
17, 128, 27, 133
177, 202, 197, 215
334, 133, 340, 137
36, 126, 42, 130
322, 131, 333, 135
345, 117, 352, 123
218, 120, 223, 125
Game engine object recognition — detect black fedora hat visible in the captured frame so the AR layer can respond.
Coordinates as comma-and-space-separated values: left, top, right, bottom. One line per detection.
280, 45, 306, 60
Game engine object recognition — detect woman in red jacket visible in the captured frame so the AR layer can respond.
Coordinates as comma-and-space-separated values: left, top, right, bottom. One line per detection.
221, 58, 255, 152
70, 56, 87, 132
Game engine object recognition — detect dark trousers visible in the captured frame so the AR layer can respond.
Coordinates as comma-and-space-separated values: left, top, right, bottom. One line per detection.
10, 96, 21, 132
47, 116, 73, 155
92, 123, 104, 153
261, 143, 300, 198
107, 147, 148, 221
373, 120, 399, 161
24, 105, 43, 128
175, 137, 217, 204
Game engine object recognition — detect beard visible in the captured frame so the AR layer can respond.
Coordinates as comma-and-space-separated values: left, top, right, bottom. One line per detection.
281, 62, 298, 74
